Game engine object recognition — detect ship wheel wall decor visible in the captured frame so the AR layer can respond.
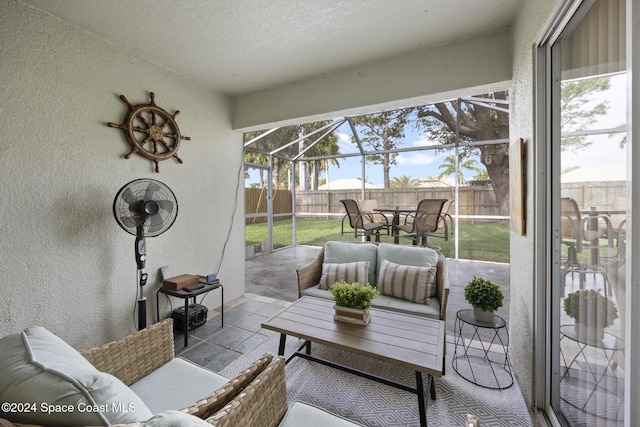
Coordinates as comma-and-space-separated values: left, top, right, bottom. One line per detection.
108, 92, 191, 172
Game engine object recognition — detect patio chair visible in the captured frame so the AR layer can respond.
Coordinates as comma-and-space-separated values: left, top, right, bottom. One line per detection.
435, 198, 454, 240
394, 199, 448, 249
358, 199, 384, 223
340, 199, 389, 242
560, 197, 614, 296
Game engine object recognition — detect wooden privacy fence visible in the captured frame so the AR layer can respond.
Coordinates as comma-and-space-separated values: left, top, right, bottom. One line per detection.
246, 182, 628, 224
295, 188, 499, 218
245, 187, 293, 224
245, 186, 505, 223
561, 181, 626, 210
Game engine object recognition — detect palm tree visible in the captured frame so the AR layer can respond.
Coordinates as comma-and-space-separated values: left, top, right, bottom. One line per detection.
390, 175, 422, 188
244, 121, 341, 190
437, 154, 481, 184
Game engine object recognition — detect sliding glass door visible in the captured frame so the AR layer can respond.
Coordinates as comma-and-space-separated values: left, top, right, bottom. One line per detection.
548, 0, 628, 425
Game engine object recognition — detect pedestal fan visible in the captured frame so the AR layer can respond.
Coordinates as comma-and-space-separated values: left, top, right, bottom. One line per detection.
113, 179, 178, 330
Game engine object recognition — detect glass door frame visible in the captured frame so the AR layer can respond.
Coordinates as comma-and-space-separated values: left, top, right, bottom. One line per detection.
534, 0, 640, 425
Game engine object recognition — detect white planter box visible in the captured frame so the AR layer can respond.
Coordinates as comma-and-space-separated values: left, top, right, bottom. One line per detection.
334, 305, 371, 326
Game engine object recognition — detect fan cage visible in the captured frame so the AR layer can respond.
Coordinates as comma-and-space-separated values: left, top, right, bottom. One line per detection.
113, 178, 178, 238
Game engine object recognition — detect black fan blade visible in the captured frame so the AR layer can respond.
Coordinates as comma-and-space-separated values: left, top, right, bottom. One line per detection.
156, 199, 174, 213
121, 187, 137, 206
144, 182, 161, 201
148, 214, 165, 234
120, 215, 143, 228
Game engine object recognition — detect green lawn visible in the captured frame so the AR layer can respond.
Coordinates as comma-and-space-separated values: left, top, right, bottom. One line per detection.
246, 218, 510, 262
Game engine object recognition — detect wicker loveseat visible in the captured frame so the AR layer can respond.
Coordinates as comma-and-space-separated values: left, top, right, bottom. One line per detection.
0, 319, 272, 426
296, 241, 450, 322
209, 356, 364, 427
0, 318, 364, 427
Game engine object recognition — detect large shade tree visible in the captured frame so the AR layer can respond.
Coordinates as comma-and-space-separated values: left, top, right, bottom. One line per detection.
416, 80, 610, 215
349, 109, 411, 189
416, 92, 510, 214
560, 76, 611, 150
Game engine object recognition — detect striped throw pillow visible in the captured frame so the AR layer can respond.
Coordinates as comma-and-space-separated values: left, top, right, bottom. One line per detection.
318, 261, 370, 289
377, 258, 436, 304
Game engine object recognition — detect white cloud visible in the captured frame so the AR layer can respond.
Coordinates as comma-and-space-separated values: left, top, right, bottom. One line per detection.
336, 132, 358, 153
337, 132, 350, 143
396, 152, 442, 166
409, 134, 438, 148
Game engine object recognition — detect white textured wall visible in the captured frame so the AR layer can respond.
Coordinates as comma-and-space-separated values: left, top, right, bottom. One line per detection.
508, 0, 559, 410
0, 1, 244, 347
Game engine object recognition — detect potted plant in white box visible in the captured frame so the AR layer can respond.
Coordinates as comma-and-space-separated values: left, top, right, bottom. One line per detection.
329, 281, 379, 326
464, 276, 504, 323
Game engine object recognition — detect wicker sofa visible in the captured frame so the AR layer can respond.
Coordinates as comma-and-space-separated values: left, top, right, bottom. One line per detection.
296, 241, 450, 322
209, 356, 364, 427
0, 319, 272, 426
0, 318, 365, 427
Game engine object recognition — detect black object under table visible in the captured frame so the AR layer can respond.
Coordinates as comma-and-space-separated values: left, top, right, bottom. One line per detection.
156, 280, 223, 347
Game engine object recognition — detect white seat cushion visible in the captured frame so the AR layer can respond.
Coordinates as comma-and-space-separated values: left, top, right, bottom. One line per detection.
0, 326, 152, 426
279, 401, 365, 427
144, 410, 212, 426
301, 285, 441, 319
130, 357, 229, 414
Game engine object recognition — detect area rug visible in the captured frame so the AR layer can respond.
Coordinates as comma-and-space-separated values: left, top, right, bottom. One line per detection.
220, 334, 534, 427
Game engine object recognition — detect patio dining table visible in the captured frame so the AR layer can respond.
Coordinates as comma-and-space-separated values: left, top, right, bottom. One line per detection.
374, 207, 416, 243
570, 207, 626, 297
579, 207, 625, 266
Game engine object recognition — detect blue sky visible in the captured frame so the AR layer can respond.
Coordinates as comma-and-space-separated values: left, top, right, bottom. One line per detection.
245, 72, 627, 188
245, 119, 478, 188
326, 121, 454, 187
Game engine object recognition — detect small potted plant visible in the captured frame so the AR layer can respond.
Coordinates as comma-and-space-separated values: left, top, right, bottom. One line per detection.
329, 281, 379, 326
464, 276, 504, 323
563, 289, 618, 344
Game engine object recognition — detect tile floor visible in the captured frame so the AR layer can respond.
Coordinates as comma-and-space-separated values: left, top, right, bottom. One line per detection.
174, 294, 291, 371
176, 245, 511, 373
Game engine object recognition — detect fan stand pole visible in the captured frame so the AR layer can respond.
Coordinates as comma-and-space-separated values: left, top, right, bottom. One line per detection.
137, 269, 147, 330
135, 234, 148, 330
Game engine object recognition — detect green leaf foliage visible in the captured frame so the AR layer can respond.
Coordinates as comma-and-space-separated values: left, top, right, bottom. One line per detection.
329, 281, 380, 309
563, 289, 618, 327
464, 276, 504, 312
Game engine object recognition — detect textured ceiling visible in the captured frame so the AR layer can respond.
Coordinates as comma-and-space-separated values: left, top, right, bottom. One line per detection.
21, 0, 522, 97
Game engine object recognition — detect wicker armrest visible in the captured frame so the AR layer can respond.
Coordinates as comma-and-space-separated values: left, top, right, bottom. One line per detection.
295, 248, 325, 297
182, 353, 274, 419
80, 318, 175, 386
105, 355, 275, 427
435, 252, 450, 322
208, 357, 288, 427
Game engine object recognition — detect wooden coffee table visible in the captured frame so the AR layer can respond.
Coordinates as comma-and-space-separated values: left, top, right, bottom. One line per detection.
261, 296, 445, 427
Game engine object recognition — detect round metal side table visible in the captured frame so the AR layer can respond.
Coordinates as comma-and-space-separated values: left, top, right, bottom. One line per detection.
559, 324, 624, 420
452, 309, 513, 389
